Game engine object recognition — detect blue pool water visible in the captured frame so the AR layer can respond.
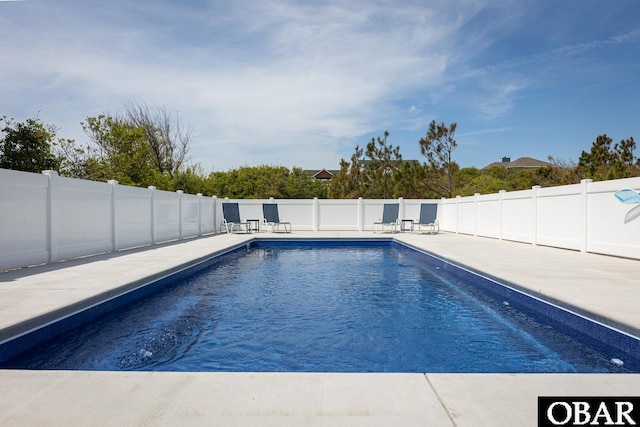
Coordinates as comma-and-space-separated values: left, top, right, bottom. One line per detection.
3, 241, 638, 372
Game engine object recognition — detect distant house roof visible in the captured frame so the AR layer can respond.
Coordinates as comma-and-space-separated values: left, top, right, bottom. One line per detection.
307, 160, 423, 179
482, 157, 556, 170
305, 169, 340, 180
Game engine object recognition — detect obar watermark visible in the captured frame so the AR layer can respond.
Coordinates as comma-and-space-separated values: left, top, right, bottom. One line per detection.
539, 397, 638, 426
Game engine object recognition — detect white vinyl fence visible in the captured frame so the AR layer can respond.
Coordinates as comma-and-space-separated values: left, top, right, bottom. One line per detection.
0, 170, 218, 270
439, 177, 640, 259
1, 168, 639, 271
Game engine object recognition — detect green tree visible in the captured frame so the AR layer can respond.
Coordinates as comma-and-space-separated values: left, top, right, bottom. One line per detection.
419, 120, 458, 198
578, 134, 615, 179
0, 116, 59, 172
611, 137, 639, 178
121, 102, 191, 179
172, 163, 208, 195
55, 137, 95, 179
464, 174, 505, 195
540, 156, 583, 186
80, 115, 157, 187
206, 165, 326, 199
58, 102, 193, 190
453, 167, 487, 196
362, 131, 402, 199
286, 167, 328, 199
578, 134, 640, 180
327, 145, 365, 198
393, 161, 431, 198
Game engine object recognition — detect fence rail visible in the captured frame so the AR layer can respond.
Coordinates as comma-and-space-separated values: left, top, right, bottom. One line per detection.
1, 168, 639, 270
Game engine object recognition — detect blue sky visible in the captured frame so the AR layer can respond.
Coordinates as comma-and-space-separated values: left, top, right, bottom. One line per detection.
1, 0, 639, 172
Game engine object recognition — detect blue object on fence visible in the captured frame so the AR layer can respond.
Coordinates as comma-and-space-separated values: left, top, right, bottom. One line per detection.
614, 188, 640, 204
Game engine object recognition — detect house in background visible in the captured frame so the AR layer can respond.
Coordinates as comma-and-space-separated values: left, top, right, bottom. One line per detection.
306, 169, 340, 180
482, 157, 556, 171
307, 160, 422, 180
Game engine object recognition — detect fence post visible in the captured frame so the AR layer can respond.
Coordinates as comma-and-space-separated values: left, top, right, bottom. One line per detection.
581, 179, 592, 253
499, 190, 506, 240
358, 197, 364, 231
42, 170, 59, 263
212, 196, 218, 234
398, 197, 404, 222
148, 186, 156, 244
177, 190, 184, 239
532, 185, 541, 246
474, 193, 480, 236
197, 193, 203, 236
313, 197, 319, 231
108, 180, 118, 251
455, 195, 461, 234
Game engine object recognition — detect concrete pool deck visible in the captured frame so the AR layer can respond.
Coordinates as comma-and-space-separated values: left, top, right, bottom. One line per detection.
0, 231, 638, 426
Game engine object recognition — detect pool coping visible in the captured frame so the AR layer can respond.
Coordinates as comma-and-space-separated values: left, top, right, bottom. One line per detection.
1, 231, 639, 426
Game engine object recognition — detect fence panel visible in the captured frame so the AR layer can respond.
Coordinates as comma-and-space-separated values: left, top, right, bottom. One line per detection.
438, 198, 458, 233
52, 174, 113, 261
113, 183, 153, 250
536, 184, 583, 251
476, 193, 501, 239
317, 199, 360, 231
0, 169, 49, 269
587, 177, 640, 258
456, 196, 477, 235
200, 197, 216, 235
181, 193, 201, 238
271, 199, 314, 230
154, 190, 181, 243
502, 190, 535, 243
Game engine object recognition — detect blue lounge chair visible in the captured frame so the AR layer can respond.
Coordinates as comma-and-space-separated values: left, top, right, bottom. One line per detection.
262, 203, 291, 233
373, 203, 399, 233
414, 203, 439, 234
221, 202, 249, 234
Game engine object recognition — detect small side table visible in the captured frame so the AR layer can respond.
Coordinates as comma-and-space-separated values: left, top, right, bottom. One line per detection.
400, 219, 414, 233
246, 219, 261, 233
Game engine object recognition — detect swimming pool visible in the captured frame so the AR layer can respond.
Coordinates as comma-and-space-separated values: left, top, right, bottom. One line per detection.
1, 240, 639, 372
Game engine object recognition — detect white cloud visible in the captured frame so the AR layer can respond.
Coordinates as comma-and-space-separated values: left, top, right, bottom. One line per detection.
2, 0, 637, 171
0, 0, 472, 169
